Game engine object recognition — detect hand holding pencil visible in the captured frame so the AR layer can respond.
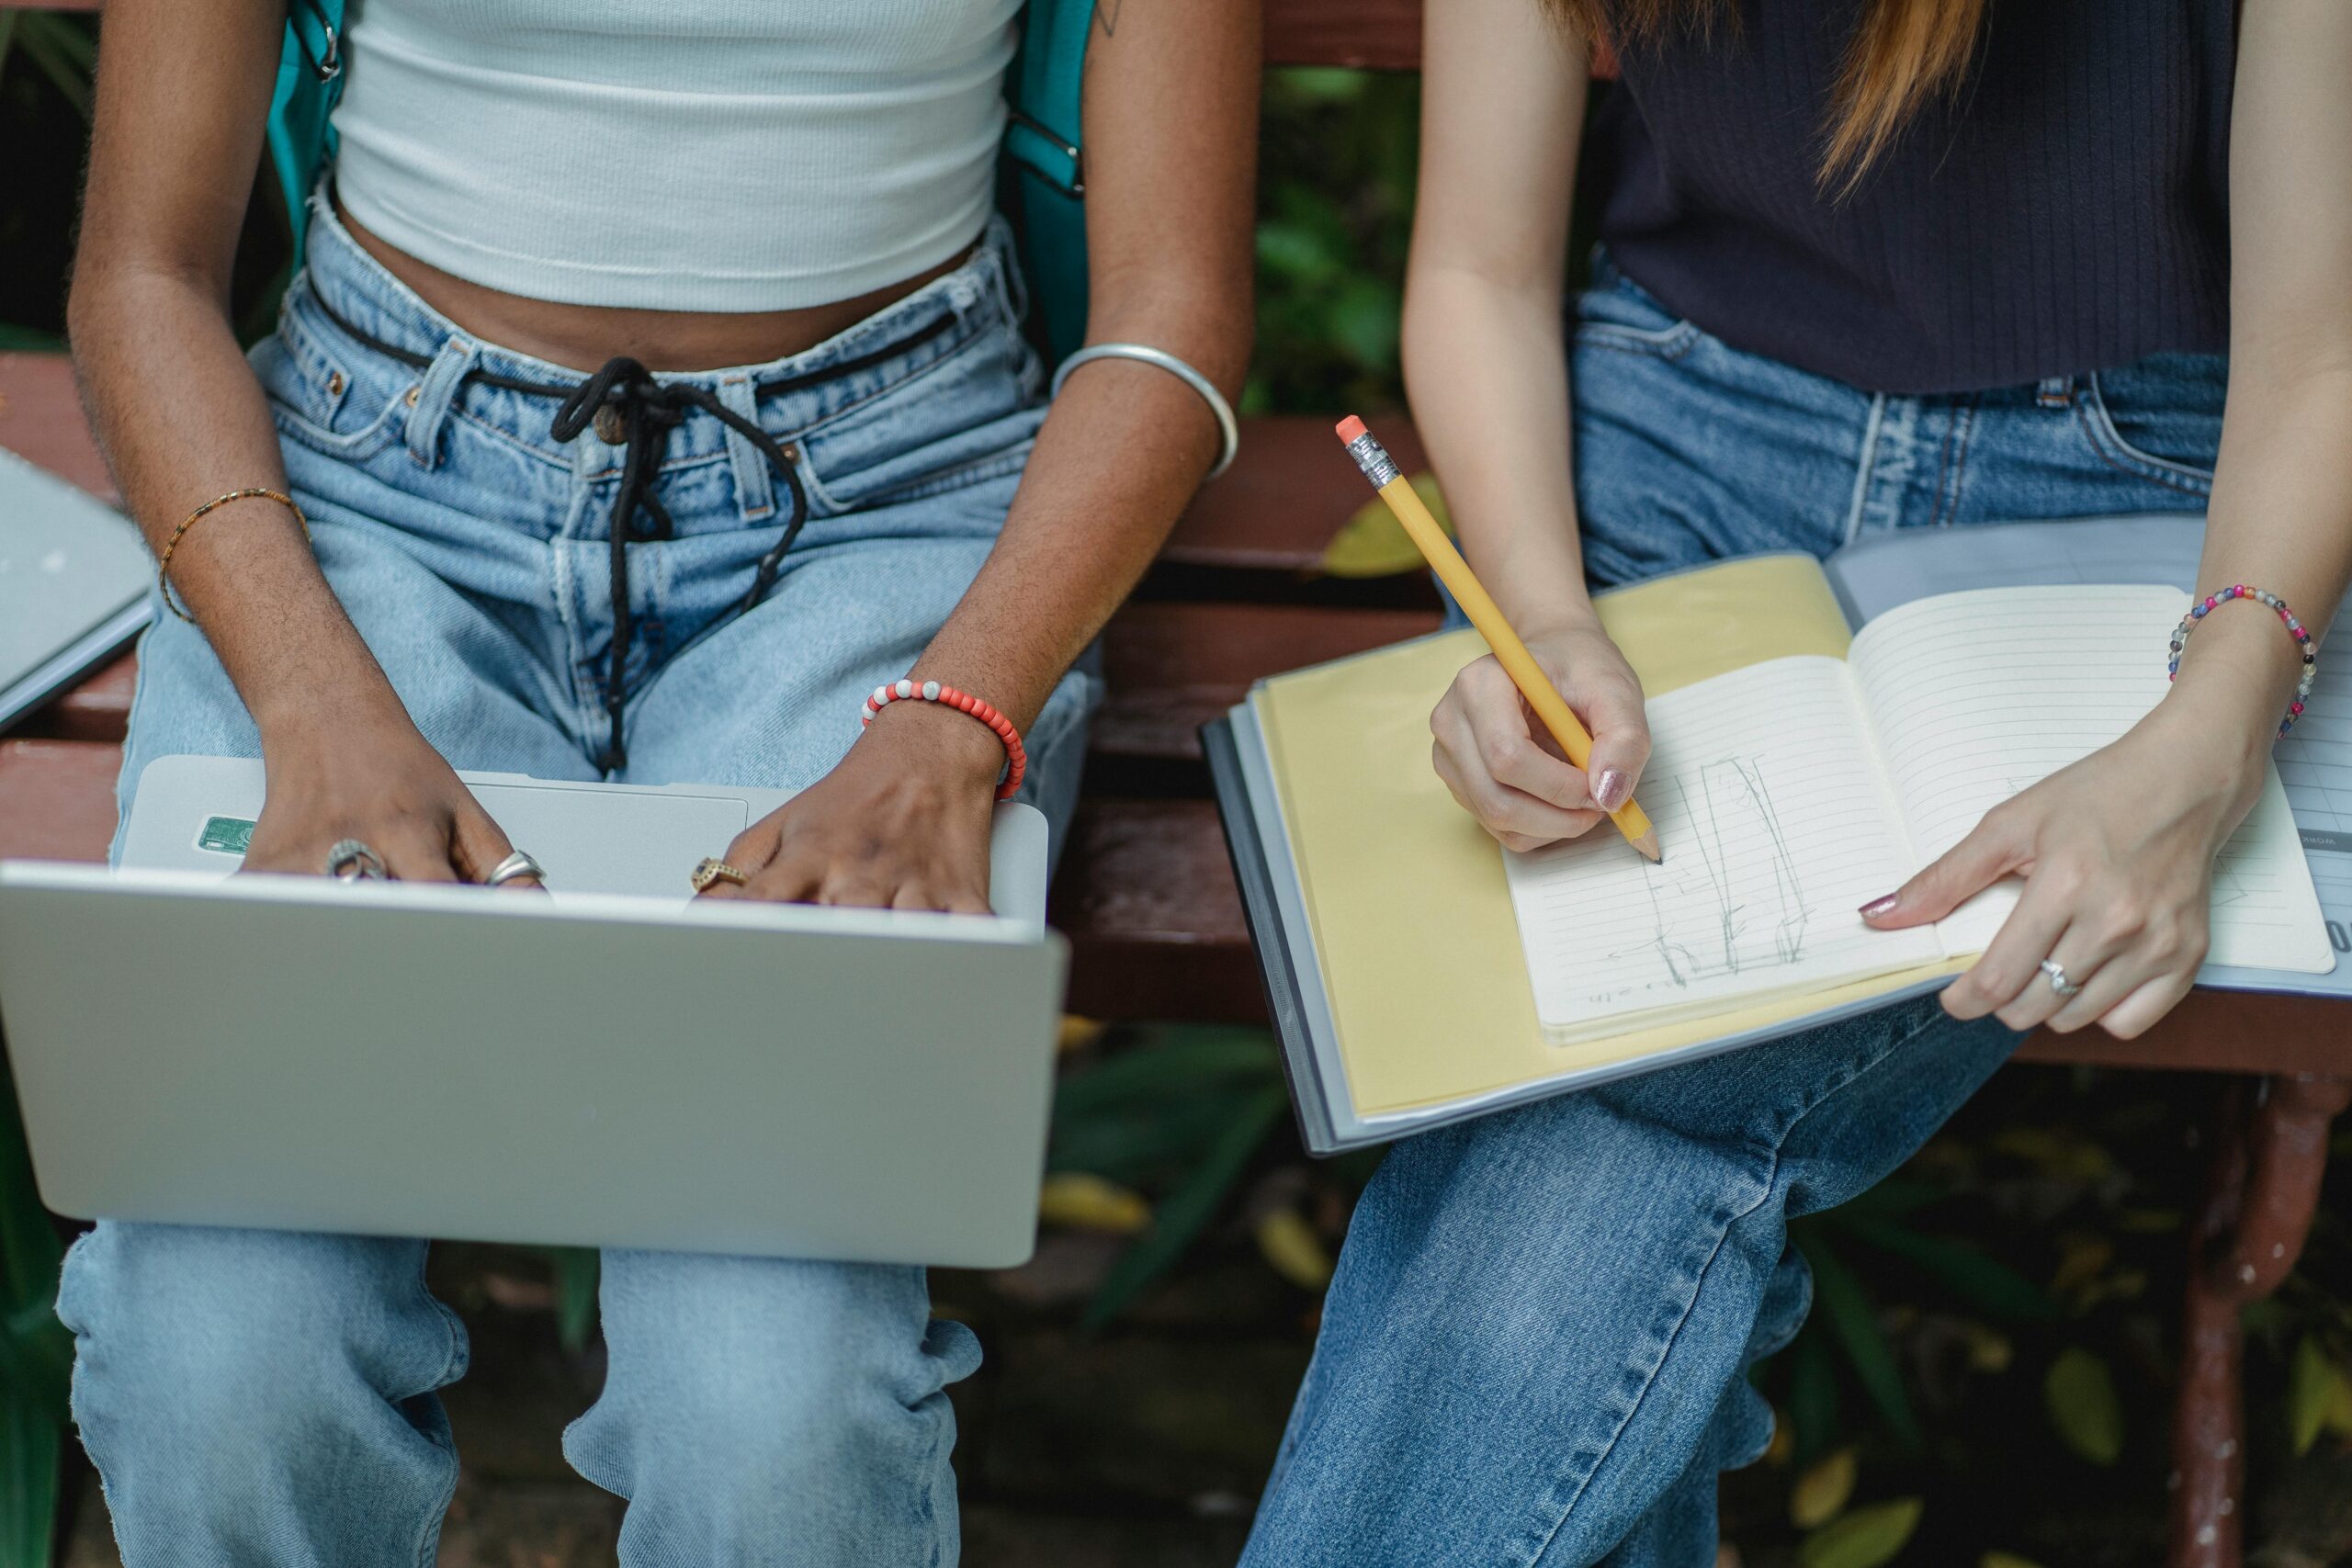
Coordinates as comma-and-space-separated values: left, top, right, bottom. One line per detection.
1335, 417, 1663, 863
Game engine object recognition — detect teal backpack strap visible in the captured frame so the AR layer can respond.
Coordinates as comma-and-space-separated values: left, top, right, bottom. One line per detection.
1002, 0, 1096, 367
266, 0, 348, 267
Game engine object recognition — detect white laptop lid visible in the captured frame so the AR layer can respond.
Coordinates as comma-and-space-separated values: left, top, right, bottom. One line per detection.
0, 760, 1064, 1267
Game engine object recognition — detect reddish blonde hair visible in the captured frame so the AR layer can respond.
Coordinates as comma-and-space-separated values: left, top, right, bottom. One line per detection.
1547, 0, 1990, 194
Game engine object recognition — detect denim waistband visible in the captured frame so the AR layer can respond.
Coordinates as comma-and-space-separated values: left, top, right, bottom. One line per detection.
288, 189, 1028, 471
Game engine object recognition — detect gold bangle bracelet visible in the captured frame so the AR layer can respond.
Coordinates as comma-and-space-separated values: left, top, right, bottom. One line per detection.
155, 488, 311, 624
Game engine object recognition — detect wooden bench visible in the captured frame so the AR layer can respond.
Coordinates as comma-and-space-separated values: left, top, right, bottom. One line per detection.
2, 4, 2345, 1563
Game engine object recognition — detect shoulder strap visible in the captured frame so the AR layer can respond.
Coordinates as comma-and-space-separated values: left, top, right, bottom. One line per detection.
266, 0, 348, 265
1001, 0, 1096, 367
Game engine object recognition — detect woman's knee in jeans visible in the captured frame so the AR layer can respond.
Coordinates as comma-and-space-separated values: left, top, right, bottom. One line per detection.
568, 1253, 976, 1506
59, 1223, 462, 1476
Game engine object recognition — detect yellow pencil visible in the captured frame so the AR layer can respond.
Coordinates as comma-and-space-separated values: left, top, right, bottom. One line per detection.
1334, 416, 1662, 863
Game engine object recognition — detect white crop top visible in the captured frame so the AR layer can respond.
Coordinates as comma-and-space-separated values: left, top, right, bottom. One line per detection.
331, 0, 1021, 311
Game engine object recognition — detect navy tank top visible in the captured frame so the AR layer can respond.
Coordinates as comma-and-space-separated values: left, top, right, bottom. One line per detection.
1585, 0, 2237, 394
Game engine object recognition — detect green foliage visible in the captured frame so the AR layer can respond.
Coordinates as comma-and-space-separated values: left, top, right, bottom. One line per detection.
542, 1247, 600, 1358
0, 10, 96, 122
2042, 1346, 2124, 1466
1796, 1224, 1922, 1453
0, 1062, 70, 1567
1799, 1497, 1924, 1568
1047, 1025, 1289, 1327
1247, 68, 1420, 417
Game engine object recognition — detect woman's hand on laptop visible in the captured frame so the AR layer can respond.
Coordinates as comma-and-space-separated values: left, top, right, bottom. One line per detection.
242, 714, 543, 889
1430, 617, 1653, 852
695, 702, 1000, 913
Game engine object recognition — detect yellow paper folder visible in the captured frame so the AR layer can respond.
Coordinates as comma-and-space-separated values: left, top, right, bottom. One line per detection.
1203, 537, 2341, 1153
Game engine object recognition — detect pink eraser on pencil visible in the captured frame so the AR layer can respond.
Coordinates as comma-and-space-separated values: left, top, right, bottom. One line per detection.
1334, 415, 1368, 444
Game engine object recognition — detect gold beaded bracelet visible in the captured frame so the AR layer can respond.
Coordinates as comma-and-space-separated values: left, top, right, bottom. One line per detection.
155, 488, 311, 624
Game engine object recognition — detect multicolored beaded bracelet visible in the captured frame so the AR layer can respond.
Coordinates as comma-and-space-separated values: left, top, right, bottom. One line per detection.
2167, 584, 2319, 738
861, 679, 1029, 800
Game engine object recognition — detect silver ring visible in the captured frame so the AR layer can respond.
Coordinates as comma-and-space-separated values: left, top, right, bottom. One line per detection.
2039, 958, 2083, 998
325, 839, 385, 881
484, 850, 546, 887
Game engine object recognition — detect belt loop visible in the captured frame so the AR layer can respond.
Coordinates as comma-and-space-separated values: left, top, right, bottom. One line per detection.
990, 218, 1028, 325
715, 374, 777, 523
2035, 376, 2074, 409
405, 336, 476, 468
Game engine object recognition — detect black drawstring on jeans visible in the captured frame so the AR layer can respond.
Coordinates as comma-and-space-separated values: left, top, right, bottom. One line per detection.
307, 291, 953, 770
546, 358, 811, 770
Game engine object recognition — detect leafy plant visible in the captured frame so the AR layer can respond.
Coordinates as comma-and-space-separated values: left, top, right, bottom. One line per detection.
0, 10, 96, 122
0, 1060, 72, 1568
1045, 1025, 1290, 1328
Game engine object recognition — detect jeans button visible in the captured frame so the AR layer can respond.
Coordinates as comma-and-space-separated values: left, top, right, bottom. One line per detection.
594, 403, 627, 444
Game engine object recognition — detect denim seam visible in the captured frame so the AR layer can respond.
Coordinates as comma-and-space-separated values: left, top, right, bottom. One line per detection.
828, 440, 1037, 514
1515, 1000, 1954, 1568
395, 1247, 468, 1568
791, 329, 1016, 513
1573, 322, 1703, 363
1842, 393, 1887, 546
1928, 397, 1978, 529
1510, 1160, 1774, 1568
270, 393, 409, 463
2074, 374, 2216, 495
273, 304, 356, 427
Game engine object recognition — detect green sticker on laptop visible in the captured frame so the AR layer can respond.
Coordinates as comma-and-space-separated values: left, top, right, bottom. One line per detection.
196, 815, 256, 856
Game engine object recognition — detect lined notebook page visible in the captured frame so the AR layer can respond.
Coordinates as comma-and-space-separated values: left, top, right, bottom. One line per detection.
1849, 585, 2331, 968
1504, 657, 1939, 1043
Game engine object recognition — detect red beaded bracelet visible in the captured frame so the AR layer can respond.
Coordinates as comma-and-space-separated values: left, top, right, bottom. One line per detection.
861, 678, 1029, 800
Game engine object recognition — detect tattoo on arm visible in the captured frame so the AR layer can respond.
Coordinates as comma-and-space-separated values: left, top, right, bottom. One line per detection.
1094, 0, 1125, 39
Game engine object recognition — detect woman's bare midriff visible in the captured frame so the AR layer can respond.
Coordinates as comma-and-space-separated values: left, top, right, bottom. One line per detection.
337, 201, 970, 375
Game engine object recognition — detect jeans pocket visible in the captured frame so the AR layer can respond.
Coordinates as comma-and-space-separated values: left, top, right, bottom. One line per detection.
1572, 274, 1703, 361
796, 324, 1042, 515
255, 300, 407, 462
2077, 353, 2225, 494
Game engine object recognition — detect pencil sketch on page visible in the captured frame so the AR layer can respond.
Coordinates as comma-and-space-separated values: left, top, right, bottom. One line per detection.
1611, 756, 1809, 987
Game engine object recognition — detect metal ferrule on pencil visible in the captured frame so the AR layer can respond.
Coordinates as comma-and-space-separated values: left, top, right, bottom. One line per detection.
1342, 430, 1400, 490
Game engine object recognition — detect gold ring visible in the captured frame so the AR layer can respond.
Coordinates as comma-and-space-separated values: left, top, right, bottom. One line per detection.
691, 857, 750, 894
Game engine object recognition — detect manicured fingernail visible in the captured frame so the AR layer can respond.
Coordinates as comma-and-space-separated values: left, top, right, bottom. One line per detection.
1858, 894, 1898, 919
1594, 768, 1630, 811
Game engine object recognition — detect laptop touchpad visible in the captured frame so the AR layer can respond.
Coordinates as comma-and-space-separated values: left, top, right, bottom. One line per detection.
469, 784, 750, 900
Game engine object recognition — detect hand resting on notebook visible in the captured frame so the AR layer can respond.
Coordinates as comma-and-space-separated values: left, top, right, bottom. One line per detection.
1430, 616, 1652, 852
1860, 597, 2311, 1039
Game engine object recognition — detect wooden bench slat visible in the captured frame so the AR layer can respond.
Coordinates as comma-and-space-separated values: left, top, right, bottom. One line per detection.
1052, 799, 1266, 1022
1263, 0, 1421, 72
23, 652, 138, 744
0, 354, 110, 502
1163, 413, 1427, 576
0, 739, 119, 864
1097, 602, 1439, 761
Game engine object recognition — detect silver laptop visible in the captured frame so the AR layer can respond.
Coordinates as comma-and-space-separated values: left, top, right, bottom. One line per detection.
0, 446, 153, 733
0, 755, 1067, 1267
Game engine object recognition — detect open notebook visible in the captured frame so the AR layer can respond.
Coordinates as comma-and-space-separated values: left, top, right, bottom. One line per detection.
1204, 533, 2347, 1154
1510, 585, 2329, 1044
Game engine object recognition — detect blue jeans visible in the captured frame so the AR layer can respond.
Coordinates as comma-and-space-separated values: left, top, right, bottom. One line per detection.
57, 199, 1096, 1566
1238, 259, 2226, 1568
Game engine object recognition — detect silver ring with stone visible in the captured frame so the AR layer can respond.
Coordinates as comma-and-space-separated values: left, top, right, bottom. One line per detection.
2039, 958, 2082, 998
325, 839, 386, 881
484, 850, 546, 887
